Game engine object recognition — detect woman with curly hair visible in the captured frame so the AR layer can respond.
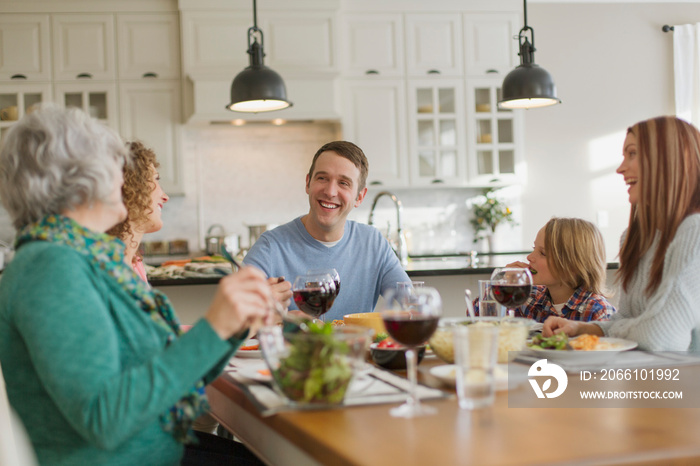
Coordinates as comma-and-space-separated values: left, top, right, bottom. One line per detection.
107, 141, 168, 283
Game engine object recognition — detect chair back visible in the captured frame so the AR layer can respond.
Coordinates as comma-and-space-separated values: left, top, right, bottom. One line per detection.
0, 361, 37, 466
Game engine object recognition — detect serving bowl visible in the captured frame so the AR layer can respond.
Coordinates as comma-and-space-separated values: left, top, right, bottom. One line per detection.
369, 343, 426, 370
258, 323, 373, 405
429, 317, 532, 364
343, 312, 386, 335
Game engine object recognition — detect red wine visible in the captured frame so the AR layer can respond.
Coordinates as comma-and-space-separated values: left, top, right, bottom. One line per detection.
382, 313, 439, 346
492, 285, 531, 308
333, 278, 341, 296
293, 287, 336, 318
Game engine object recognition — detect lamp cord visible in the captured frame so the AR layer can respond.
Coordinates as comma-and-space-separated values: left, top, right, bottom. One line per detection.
252, 0, 258, 29
523, 0, 528, 29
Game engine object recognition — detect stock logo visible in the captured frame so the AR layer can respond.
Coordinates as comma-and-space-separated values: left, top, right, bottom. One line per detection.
528, 359, 568, 398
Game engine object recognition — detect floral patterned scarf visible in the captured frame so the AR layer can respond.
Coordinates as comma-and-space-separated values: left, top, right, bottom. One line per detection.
15, 214, 207, 444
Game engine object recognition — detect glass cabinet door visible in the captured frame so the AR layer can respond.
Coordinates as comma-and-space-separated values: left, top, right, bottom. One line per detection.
408, 79, 466, 186
466, 78, 521, 185
54, 82, 118, 131
0, 83, 52, 142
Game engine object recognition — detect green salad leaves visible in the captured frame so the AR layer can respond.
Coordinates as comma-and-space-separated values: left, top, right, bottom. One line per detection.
273, 321, 353, 404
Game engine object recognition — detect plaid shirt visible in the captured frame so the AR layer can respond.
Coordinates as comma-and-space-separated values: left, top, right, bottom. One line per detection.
513, 285, 615, 322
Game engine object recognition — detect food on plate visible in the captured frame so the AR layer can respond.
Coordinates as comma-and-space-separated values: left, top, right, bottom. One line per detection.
569, 334, 602, 351
331, 319, 345, 326
528, 332, 570, 350
240, 343, 259, 351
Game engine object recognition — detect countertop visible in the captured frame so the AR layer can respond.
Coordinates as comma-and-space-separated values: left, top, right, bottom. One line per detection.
148, 253, 619, 287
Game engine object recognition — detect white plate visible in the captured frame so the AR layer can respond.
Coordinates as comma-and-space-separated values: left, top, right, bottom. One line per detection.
235, 339, 262, 359
429, 364, 524, 391
524, 337, 638, 365
237, 364, 272, 383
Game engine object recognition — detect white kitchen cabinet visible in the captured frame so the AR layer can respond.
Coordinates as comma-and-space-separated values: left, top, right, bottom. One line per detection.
342, 79, 408, 187
181, 11, 251, 77
463, 13, 519, 77
52, 14, 116, 81
0, 14, 51, 82
182, 10, 337, 76
404, 14, 463, 77
0, 83, 52, 142
465, 78, 522, 186
119, 80, 184, 195
341, 14, 404, 77
54, 81, 119, 130
264, 12, 337, 73
407, 79, 467, 186
117, 13, 181, 80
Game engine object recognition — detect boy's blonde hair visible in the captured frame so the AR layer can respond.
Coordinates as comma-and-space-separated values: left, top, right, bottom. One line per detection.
544, 217, 607, 295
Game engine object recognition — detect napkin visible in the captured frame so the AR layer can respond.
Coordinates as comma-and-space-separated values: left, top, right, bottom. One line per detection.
225, 357, 449, 416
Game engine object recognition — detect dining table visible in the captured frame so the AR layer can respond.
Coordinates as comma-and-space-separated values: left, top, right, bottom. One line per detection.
207, 352, 700, 466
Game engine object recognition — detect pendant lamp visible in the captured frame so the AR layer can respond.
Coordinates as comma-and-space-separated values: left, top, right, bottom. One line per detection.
226, 0, 292, 113
499, 0, 560, 110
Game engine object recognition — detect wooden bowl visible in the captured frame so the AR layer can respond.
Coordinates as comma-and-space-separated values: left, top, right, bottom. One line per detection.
343, 312, 386, 335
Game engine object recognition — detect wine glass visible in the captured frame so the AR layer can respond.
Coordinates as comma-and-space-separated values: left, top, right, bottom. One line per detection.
489, 267, 532, 317
306, 269, 340, 321
292, 273, 337, 320
381, 286, 442, 418
307, 268, 340, 297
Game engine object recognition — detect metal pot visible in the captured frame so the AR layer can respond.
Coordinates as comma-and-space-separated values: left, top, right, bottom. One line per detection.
205, 224, 226, 256
247, 224, 277, 247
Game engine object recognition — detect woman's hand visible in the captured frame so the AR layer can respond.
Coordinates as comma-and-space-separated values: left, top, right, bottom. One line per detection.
204, 266, 276, 340
269, 276, 292, 310
542, 316, 604, 338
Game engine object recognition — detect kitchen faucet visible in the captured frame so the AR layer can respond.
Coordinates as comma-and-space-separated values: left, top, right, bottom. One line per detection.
367, 191, 409, 267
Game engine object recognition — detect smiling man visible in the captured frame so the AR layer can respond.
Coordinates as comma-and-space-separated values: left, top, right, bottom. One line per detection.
243, 141, 410, 321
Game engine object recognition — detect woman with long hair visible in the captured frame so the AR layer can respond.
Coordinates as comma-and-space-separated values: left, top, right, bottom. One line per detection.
543, 116, 700, 351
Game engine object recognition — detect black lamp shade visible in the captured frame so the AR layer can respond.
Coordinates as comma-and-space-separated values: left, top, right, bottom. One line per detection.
499, 63, 560, 109
227, 65, 292, 113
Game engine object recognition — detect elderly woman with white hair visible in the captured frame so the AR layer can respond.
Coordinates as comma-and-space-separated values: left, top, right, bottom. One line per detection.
0, 105, 273, 465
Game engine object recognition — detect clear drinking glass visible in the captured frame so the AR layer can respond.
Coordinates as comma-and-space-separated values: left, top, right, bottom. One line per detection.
381, 286, 442, 418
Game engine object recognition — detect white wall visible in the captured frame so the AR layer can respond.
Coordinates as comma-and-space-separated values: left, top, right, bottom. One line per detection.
521, 2, 700, 260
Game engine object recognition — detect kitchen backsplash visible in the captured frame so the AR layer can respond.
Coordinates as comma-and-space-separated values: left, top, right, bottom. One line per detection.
0, 121, 523, 257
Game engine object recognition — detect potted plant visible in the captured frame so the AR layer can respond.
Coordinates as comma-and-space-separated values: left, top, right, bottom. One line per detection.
470, 189, 516, 252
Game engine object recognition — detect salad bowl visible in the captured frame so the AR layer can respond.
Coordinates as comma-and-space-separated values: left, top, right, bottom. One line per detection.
257, 322, 373, 406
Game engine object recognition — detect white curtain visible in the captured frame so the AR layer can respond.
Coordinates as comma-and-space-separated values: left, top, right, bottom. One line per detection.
673, 23, 700, 126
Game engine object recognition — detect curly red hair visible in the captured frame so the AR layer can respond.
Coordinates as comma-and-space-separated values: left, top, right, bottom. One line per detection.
107, 141, 159, 253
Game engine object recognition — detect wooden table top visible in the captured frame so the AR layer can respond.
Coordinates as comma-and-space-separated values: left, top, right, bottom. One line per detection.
209, 356, 700, 466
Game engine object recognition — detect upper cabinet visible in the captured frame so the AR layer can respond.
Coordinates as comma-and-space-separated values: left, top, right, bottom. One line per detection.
181, 10, 337, 77
181, 11, 251, 77
0, 14, 51, 82
263, 12, 337, 74
51, 14, 116, 81
404, 14, 463, 77
342, 79, 408, 187
463, 13, 519, 76
117, 13, 181, 80
341, 14, 404, 77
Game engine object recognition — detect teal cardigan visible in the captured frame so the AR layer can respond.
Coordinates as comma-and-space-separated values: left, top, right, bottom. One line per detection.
0, 241, 244, 465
